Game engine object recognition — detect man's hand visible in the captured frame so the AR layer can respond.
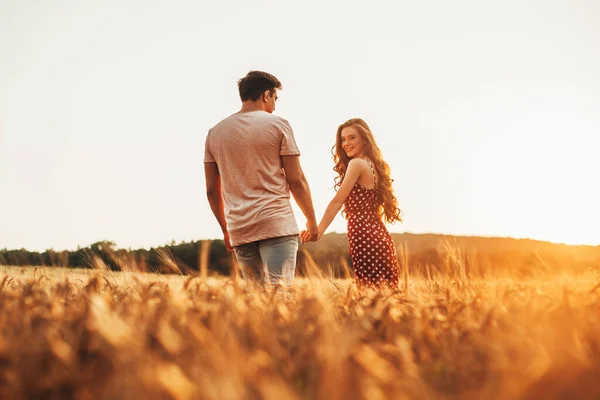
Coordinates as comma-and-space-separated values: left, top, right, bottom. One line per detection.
300, 221, 321, 243
205, 162, 231, 250
307, 220, 320, 242
224, 231, 233, 252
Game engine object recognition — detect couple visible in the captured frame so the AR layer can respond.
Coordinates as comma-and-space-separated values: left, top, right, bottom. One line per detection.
204, 71, 402, 290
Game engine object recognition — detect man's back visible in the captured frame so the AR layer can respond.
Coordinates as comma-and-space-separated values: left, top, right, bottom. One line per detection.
204, 110, 301, 246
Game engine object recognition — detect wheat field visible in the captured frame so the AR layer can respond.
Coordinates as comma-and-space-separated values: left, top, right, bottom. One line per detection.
1, 263, 599, 400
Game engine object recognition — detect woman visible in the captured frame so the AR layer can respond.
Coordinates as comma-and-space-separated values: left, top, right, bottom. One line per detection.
301, 118, 402, 290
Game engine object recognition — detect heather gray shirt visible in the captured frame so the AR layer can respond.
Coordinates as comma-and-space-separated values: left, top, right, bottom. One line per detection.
204, 111, 301, 246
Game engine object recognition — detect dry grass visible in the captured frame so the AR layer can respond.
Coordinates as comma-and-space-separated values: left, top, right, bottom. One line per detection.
1, 264, 600, 400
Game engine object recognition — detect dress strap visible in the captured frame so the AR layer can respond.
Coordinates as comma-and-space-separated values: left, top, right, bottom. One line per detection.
365, 159, 377, 188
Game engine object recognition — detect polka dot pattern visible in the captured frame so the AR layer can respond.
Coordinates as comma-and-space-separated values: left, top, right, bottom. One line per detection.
345, 172, 399, 290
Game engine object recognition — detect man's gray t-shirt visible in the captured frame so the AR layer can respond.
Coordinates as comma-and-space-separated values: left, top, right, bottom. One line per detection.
204, 111, 301, 246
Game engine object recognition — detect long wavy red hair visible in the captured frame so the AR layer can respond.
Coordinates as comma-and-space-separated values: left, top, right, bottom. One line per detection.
332, 118, 402, 224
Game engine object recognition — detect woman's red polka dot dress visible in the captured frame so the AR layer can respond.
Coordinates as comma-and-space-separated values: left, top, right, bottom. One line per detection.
344, 160, 399, 290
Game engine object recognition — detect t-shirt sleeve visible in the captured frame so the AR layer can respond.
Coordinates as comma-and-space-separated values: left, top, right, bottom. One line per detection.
279, 119, 301, 156
204, 131, 215, 163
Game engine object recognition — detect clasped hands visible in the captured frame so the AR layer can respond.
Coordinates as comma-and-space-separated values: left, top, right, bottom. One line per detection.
300, 220, 322, 244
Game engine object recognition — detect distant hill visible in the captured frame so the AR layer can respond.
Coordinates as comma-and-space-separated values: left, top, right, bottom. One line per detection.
304, 231, 599, 256
299, 232, 600, 277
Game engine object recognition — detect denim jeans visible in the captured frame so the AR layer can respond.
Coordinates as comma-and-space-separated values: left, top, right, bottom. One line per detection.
233, 235, 299, 286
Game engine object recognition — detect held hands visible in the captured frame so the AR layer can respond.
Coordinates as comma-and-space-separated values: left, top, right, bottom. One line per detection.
300, 220, 322, 244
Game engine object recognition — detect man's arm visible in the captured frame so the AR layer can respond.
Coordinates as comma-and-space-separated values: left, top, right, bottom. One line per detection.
281, 155, 319, 241
204, 162, 232, 250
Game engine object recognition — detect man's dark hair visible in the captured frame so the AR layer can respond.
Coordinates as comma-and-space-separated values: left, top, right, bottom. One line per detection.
237, 71, 282, 102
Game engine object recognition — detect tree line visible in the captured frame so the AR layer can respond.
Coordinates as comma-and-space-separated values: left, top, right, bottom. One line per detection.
2, 233, 599, 278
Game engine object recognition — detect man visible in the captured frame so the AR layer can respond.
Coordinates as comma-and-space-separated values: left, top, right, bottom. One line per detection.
204, 71, 319, 287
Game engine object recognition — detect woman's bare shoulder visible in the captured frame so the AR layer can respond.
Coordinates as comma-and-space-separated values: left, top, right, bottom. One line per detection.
347, 158, 369, 170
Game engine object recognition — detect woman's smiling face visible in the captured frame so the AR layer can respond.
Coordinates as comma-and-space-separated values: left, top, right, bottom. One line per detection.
341, 126, 365, 159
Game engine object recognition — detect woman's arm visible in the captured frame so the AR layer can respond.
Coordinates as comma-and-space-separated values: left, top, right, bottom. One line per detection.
317, 159, 367, 235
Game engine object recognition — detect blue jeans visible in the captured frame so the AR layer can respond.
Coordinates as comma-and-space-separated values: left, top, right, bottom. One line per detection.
233, 235, 299, 286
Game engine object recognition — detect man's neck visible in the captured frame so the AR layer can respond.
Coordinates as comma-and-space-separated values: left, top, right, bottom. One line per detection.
239, 101, 265, 113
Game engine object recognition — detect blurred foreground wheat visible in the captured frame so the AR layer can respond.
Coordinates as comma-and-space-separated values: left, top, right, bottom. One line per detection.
1, 265, 600, 400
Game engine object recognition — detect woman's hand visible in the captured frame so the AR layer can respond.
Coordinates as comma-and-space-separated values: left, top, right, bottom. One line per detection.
300, 230, 311, 243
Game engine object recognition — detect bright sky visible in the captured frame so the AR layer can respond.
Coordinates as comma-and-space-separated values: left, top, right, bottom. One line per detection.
1, 0, 599, 251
